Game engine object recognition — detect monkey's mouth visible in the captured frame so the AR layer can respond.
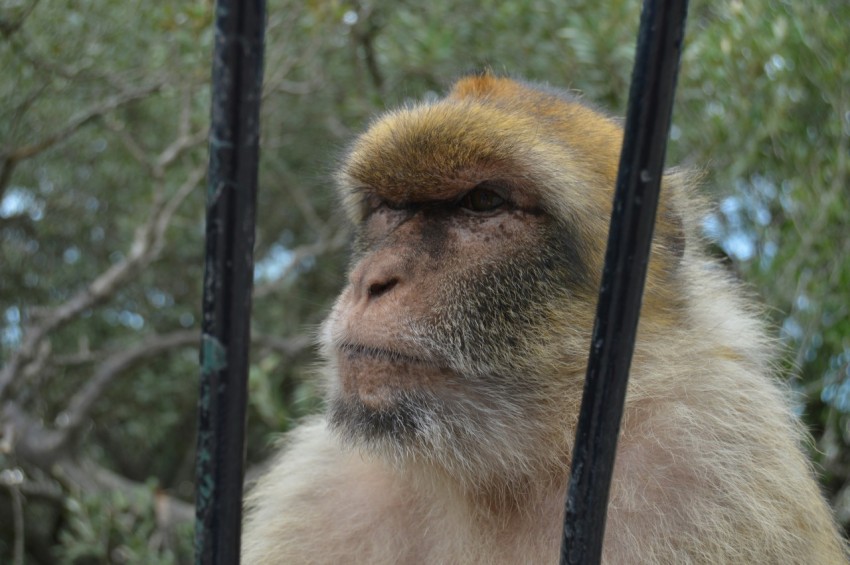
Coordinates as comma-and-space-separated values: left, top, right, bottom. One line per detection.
335, 343, 451, 408
339, 343, 431, 365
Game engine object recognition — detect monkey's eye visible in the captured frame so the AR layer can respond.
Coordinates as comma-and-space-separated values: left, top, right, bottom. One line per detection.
382, 199, 410, 211
459, 187, 507, 213
364, 194, 409, 215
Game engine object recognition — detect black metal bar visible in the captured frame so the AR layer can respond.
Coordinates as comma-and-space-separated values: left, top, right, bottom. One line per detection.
560, 1, 688, 563
194, 0, 265, 563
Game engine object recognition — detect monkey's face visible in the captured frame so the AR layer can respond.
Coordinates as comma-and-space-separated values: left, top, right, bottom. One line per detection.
335, 185, 559, 375
322, 180, 589, 477
320, 75, 637, 479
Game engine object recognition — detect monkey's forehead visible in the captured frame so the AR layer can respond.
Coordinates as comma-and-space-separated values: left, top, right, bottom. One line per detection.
336, 75, 624, 221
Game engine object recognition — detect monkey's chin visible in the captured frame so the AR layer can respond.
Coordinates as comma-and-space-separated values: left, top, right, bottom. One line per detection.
327, 391, 431, 450
335, 346, 452, 410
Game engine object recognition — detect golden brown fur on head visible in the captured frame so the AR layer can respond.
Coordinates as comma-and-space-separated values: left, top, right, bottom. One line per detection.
242, 74, 848, 564
339, 75, 620, 236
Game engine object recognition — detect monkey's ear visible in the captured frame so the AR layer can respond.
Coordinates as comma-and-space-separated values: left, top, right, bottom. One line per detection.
658, 201, 685, 263
654, 168, 706, 268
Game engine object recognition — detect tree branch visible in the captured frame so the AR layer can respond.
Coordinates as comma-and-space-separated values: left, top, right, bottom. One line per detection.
0, 81, 164, 202
3, 327, 311, 466
0, 0, 41, 39
10, 484, 24, 565
53, 457, 194, 525
254, 227, 350, 298
252, 333, 313, 357
350, 3, 385, 94
54, 330, 201, 444
0, 163, 205, 400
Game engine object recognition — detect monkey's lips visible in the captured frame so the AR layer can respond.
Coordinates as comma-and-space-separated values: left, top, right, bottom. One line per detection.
336, 344, 452, 409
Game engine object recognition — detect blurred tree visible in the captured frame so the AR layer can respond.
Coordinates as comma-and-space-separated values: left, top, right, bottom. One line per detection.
0, 0, 847, 561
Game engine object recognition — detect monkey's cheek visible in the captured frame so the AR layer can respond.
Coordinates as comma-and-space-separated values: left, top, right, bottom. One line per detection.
337, 355, 448, 410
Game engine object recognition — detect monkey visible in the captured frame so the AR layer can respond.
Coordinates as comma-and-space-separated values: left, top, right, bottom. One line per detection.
241, 74, 848, 564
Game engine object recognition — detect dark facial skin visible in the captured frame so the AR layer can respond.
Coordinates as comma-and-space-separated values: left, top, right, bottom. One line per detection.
324, 181, 592, 467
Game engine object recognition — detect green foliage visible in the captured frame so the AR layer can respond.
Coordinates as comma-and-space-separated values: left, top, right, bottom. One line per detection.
677, 2, 850, 473
57, 490, 192, 564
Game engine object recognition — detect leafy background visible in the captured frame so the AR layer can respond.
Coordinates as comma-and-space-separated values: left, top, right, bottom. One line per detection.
1, 0, 848, 562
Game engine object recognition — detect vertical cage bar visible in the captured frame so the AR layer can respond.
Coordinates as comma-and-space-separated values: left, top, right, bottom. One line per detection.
560, 1, 688, 563
194, 0, 265, 563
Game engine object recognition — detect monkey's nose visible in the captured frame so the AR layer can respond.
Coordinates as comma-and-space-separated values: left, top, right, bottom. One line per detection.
349, 255, 403, 302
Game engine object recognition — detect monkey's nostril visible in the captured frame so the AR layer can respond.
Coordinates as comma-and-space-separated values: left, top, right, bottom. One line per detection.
368, 278, 398, 299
